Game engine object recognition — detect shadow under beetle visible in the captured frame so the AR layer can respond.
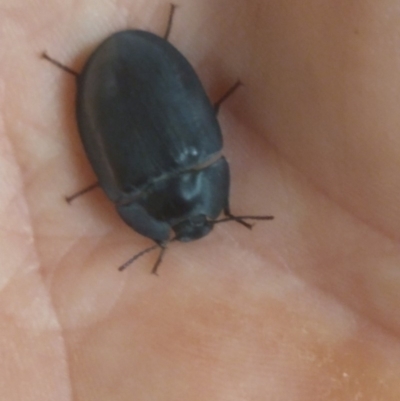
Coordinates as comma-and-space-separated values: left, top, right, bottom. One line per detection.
42, 4, 274, 275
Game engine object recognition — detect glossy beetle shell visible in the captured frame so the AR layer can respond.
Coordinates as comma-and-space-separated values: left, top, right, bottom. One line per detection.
76, 30, 229, 242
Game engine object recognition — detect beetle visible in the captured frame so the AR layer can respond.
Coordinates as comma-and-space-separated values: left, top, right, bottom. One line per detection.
42, 4, 273, 274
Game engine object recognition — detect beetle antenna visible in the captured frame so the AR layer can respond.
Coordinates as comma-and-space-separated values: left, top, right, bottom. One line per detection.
118, 244, 160, 271
151, 246, 168, 276
118, 238, 176, 273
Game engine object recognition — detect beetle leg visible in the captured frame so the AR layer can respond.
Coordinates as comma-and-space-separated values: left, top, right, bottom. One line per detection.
65, 182, 100, 204
42, 52, 79, 77
163, 3, 178, 41
214, 80, 242, 115
118, 242, 168, 275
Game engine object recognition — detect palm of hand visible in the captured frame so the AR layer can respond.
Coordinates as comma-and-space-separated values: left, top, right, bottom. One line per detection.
1, 1, 399, 400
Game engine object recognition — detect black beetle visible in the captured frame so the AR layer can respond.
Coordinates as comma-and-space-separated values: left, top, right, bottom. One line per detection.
42, 4, 273, 274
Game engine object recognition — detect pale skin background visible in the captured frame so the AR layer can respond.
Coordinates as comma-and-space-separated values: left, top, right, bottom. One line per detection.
1, 0, 400, 399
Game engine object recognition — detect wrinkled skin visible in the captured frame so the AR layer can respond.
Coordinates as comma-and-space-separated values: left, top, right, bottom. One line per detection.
1, 1, 400, 400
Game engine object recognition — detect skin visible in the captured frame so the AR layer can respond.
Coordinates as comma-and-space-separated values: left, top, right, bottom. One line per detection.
1, 0, 400, 399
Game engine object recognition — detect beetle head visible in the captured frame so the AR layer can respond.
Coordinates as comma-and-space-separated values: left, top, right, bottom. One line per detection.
173, 215, 213, 242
